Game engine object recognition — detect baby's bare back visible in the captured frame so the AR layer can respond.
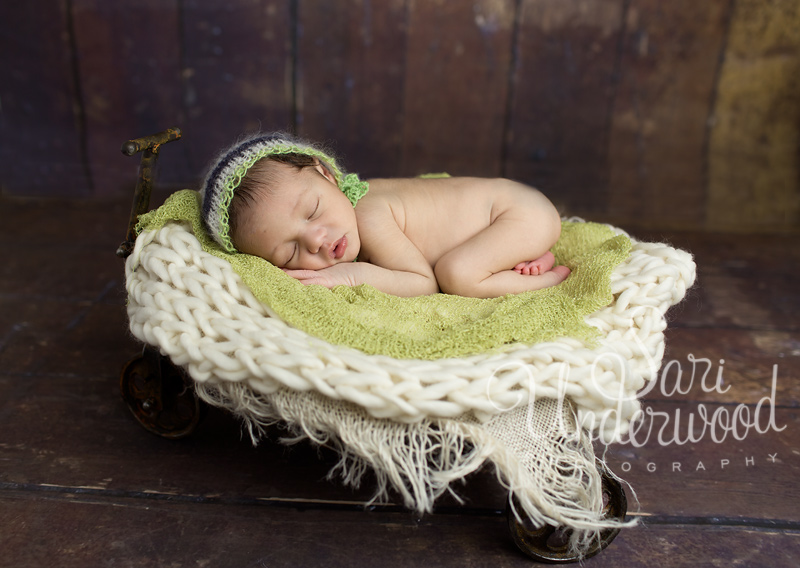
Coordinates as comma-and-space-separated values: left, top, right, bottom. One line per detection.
360, 177, 526, 266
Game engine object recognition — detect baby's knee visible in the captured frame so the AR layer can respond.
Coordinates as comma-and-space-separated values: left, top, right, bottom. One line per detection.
434, 255, 479, 297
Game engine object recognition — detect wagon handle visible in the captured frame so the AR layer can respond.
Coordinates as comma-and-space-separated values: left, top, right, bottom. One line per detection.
116, 127, 182, 258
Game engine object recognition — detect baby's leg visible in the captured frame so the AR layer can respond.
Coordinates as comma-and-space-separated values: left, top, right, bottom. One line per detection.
514, 251, 555, 275
434, 214, 569, 298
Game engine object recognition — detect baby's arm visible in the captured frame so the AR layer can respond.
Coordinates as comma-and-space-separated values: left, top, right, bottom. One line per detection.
285, 199, 439, 297
284, 260, 437, 296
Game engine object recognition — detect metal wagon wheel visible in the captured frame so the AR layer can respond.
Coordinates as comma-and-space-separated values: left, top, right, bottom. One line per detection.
117, 128, 202, 438
120, 346, 203, 439
507, 466, 627, 563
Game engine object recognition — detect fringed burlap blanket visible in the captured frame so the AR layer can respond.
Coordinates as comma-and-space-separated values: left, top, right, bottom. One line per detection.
125, 192, 695, 554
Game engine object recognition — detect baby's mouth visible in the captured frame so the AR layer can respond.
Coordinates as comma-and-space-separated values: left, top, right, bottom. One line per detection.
331, 236, 347, 260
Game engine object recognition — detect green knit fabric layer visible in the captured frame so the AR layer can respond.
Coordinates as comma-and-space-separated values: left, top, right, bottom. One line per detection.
136, 190, 632, 360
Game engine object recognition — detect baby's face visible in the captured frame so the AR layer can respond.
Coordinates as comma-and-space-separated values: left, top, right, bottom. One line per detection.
232, 163, 361, 270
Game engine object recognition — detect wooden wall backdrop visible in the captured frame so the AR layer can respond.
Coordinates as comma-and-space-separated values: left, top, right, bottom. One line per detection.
1, 0, 798, 233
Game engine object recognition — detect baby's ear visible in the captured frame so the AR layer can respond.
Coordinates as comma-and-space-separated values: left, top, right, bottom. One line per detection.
314, 161, 337, 184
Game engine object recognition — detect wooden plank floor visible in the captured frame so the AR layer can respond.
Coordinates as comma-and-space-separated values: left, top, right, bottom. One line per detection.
1, 195, 798, 567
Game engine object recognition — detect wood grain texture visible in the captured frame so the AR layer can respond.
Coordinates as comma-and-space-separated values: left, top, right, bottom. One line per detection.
1, 194, 799, 566
607, 0, 731, 231
660, 328, 800, 406
2, 0, 799, 235
640, 231, 800, 331
399, 0, 515, 177
296, 0, 409, 178
2, 492, 799, 567
181, 0, 294, 180
707, 0, 800, 232
0, 1, 90, 197
603, 404, 799, 521
505, 0, 624, 216
71, 0, 185, 195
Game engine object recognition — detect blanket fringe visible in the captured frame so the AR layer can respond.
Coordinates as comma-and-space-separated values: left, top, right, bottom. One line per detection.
195, 381, 635, 557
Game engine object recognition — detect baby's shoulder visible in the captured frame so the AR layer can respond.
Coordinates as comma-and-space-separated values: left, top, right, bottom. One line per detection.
356, 181, 396, 213
355, 182, 403, 228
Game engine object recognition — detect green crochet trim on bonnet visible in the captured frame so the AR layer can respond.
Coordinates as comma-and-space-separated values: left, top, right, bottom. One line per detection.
340, 173, 369, 206
202, 134, 369, 253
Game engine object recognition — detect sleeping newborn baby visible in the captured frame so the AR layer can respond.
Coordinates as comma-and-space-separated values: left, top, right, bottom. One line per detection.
201, 133, 570, 299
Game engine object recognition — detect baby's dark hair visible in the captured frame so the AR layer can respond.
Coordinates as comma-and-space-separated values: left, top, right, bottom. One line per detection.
229, 153, 321, 244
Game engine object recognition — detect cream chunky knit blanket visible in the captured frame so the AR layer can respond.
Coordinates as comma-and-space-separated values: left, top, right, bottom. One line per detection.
125, 212, 695, 552
134, 190, 633, 360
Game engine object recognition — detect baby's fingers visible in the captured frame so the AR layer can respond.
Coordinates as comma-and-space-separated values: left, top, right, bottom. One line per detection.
282, 268, 314, 278
283, 268, 320, 284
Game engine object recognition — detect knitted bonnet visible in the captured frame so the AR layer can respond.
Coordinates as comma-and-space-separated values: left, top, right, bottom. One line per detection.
201, 132, 368, 253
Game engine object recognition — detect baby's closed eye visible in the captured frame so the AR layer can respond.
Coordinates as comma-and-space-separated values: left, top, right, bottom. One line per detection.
308, 197, 320, 219
281, 244, 297, 267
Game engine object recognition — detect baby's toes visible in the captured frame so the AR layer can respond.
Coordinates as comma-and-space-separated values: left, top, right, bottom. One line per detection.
533, 252, 555, 274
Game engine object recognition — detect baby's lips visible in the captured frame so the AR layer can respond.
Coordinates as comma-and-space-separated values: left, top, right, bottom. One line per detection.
332, 236, 347, 259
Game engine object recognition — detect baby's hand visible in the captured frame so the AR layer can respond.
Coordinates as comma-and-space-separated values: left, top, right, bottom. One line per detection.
282, 263, 364, 289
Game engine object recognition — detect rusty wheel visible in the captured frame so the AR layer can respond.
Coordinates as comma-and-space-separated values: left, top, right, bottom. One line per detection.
120, 346, 203, 438
507, 468, 627, 563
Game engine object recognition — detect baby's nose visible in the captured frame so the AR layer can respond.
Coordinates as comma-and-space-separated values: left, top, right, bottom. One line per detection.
304, 225, 326, 253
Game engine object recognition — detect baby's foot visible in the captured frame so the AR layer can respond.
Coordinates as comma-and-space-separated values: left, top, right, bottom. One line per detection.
549, 265, 571, 282
515, 264, 571, 293
514, 251, 555, 275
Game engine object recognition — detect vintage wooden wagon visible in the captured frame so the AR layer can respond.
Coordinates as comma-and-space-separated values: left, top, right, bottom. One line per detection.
114, 128, 694, 563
